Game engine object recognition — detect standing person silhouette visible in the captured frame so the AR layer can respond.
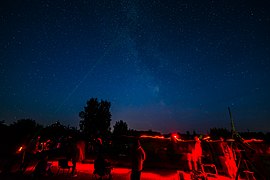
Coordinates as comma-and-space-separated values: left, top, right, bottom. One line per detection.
130, 139, 146, 180
66, 136, 79, 177
192, 136, 202, 171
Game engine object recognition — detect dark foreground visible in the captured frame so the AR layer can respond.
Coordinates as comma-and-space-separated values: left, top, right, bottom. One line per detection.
0, 161, 233, 180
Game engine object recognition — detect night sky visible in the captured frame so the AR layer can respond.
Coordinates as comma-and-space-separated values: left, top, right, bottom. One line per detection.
1, 0, 270, 133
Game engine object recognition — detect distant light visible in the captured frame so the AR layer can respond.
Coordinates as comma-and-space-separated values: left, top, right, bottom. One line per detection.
171, 133, 182, 141
140, 135, 165, 139
244, 139, 264, 143
18, 146, 23, 152
17, 146, 24, 153
203, 136, 211, 140
171, 133, 179, 139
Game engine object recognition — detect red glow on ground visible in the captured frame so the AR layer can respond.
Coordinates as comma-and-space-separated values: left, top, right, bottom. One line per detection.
22, 161, 233, 179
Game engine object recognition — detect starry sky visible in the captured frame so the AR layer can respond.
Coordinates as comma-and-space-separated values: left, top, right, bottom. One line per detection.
1, 0, 270, 133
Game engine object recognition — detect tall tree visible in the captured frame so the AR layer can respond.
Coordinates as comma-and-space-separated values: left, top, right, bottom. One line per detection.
113, 120, 128, 136
79, 98, 112, 139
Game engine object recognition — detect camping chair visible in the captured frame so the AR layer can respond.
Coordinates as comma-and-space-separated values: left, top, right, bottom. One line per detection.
201, 164, 218, 177
57, 159, 72, 175
243, 170, 256, 180
188, 164, 218, 180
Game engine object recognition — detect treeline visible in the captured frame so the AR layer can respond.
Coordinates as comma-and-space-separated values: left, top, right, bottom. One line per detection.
1, 119, 269, 150
209, 127, 270, 142
0, 120, 77, 156
1, 97, 270, 156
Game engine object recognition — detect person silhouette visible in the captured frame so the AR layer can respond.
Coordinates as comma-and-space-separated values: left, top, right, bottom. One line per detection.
130, 139, 146, 180
33, 153, 53, 178
192, 136, 202, 171
66, 136, 79, 177
94, 153, 112, 179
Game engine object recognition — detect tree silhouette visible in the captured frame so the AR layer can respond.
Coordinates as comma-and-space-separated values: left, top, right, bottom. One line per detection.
0, 120, 5, 126
40, 121, 71, 139
0, 121, 9, 154
113, 120, 128, 136
79, 98, 112, 139
209, 127, 231, 139
10, 119, 42, 137
0, 120, 7, 135
9, 119, 43, 146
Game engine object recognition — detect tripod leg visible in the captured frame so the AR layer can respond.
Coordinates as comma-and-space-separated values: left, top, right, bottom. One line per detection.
235, 157, 242, 180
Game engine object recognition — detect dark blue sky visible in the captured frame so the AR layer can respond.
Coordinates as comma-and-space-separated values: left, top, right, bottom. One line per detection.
1, 0, 270, 133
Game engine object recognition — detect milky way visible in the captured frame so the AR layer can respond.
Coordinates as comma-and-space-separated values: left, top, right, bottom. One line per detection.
1, 0, 270, 133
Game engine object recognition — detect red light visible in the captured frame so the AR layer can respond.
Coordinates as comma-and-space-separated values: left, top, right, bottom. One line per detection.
17, 146, 24, 153
18, 146, 23, 152
171, 133, 179, 139
140, 135, 165, 139
203, 136, 211, 140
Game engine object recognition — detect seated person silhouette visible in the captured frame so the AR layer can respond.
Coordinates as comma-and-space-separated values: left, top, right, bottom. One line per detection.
94, 153, 112, 179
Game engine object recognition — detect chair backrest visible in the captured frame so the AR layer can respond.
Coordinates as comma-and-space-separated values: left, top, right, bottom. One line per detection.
201, 164, 218, 175
58, 159, 69, 168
